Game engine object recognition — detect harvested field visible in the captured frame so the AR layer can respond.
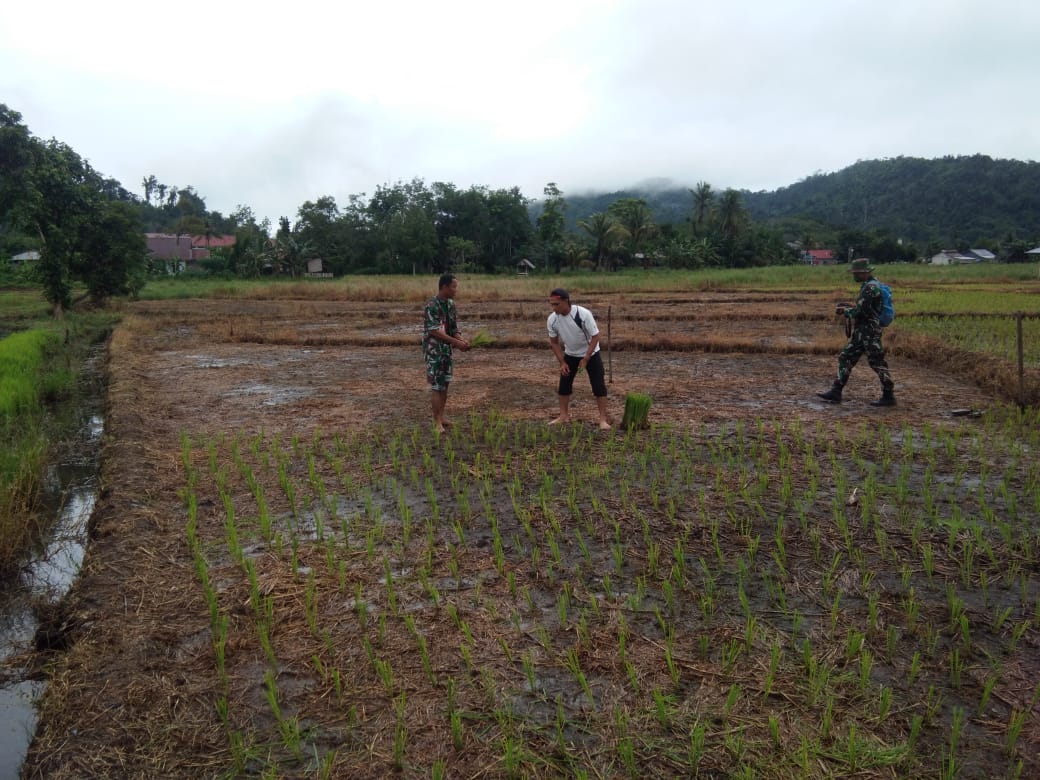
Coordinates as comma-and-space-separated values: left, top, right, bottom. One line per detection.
22, 291, 1039, 779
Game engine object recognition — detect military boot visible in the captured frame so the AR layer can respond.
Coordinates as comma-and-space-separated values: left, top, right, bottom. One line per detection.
816, 382, 843, 403
870, 387, 896, 407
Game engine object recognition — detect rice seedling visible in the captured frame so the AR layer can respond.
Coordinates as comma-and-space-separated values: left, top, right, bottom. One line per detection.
621, 392, 653, 430
154, 385, 1040, 780
392, 693, 408, 771
263, 669, 303, 760
1006, 708, 1027, 756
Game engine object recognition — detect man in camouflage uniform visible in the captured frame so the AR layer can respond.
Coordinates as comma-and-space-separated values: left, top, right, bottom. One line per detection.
423, 273, 470, 433
816, 259, 896, 406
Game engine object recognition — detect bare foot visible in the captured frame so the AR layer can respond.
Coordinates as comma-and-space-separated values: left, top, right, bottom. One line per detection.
598, 421, 612, 430
433, 423, 446, 435
548, 416, 569, 426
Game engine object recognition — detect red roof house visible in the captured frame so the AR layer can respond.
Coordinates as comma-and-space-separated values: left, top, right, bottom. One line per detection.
803, 249, 836, 265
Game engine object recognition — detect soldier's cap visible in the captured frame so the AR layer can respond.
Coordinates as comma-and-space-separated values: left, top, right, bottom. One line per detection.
849, 259, 874, 273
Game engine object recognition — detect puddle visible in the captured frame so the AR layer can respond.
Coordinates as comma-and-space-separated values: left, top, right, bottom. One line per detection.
0, 343, 105, 779
225, 382, 313, 406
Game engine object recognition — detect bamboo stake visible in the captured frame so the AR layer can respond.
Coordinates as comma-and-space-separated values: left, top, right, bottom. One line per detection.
1016, 312, 1024, 408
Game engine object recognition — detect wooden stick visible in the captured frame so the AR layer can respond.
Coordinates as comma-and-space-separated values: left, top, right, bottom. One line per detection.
1017, 311, 1024, 408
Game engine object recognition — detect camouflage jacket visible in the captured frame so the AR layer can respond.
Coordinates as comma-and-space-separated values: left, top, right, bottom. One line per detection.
844, 278, 883, 329
422, 295, 458, 358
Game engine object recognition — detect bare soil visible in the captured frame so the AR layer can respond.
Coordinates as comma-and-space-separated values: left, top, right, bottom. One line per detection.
20, 293, 1019, 779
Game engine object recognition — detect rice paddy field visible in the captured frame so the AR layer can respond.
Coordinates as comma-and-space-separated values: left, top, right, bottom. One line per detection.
17, 266, 1040, 779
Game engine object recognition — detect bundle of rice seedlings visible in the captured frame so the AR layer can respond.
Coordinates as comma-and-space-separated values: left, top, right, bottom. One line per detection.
468, 329, 496, 348
621, 392, 652, 430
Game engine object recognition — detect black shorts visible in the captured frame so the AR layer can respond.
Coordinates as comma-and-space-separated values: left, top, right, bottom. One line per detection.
558, 352, 608, 397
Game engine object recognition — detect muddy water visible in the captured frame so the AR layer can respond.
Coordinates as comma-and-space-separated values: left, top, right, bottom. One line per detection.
0, 344, 105, 779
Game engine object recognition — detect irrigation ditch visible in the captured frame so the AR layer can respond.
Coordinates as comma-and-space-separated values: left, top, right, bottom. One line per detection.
0, 342, 105, 779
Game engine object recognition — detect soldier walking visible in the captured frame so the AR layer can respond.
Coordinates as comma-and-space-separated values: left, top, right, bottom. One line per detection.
817, 259, 896, 406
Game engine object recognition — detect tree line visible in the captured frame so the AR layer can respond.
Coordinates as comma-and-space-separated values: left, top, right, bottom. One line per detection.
5, 99, 1039, 316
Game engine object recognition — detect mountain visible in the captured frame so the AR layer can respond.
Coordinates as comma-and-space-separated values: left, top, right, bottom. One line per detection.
547, 155, 1040, 246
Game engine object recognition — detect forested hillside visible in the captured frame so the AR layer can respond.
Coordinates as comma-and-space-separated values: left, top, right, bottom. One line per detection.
745, 156, 1040, 245
556, 155, 1040, 247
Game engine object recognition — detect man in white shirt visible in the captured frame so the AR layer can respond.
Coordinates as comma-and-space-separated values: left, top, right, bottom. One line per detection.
546, 288, 611, 430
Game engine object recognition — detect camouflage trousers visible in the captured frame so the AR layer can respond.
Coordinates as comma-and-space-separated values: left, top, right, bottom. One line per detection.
836, 326, 893, 390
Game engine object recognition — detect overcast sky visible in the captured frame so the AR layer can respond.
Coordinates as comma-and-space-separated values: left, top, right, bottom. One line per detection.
3, 0, 1038, 227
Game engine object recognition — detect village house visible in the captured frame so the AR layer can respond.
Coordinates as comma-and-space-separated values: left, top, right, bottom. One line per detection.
145, 233, 236, 272
190, 234, 236, 255
929, 248, 996, 265
802, 249, 836, 265
8, 250, 40, 269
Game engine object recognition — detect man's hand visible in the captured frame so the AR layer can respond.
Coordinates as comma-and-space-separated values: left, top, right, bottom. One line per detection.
835, 305, 848, 316
559, 362, 571, 377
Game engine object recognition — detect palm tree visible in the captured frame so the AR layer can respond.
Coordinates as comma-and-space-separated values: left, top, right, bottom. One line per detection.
563, 240, 588, 269
609, 199, 657, 266
141, 175, 157, 206
717, 189, 746, 240
577, 212, 620, 270
691, 181, 714, 231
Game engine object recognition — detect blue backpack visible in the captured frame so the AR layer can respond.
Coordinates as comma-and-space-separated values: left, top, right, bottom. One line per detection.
874, 281, 895, 327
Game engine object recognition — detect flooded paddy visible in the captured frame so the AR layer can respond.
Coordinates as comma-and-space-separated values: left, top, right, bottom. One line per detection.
15, 295, 1039, 779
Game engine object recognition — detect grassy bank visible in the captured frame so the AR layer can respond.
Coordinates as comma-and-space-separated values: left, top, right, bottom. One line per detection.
0, 312, 115, 575
0, 329, 63, 573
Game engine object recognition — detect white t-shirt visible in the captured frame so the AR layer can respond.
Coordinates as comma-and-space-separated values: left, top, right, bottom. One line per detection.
547, 304, 600, 358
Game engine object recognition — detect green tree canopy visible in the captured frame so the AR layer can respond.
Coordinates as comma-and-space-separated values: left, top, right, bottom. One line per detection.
1, 103, 154, 309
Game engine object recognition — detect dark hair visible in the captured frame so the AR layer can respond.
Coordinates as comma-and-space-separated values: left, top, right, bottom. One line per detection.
438, 273, 457, 290
549, 288, 569, 300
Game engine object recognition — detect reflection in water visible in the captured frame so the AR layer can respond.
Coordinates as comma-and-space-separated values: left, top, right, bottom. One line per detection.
0, 346, 105, 779
0, 680, 42, 780
25, 485, 97, 601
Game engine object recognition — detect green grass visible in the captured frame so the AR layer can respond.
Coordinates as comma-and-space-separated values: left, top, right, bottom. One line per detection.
132, 262, 1040, 300
0, 328, 61, 571
0, 330, 61, 417
0, 287, 52, 318
0, 309, 117, 574
900, 315, 1040, 365
899, 289, 1040, 315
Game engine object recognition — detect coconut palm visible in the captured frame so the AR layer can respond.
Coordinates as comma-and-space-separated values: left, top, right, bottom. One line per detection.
577, 212, 621, 270
608, 198, 657, 267
717, 188, 746, 240
691, 181, 714, 231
